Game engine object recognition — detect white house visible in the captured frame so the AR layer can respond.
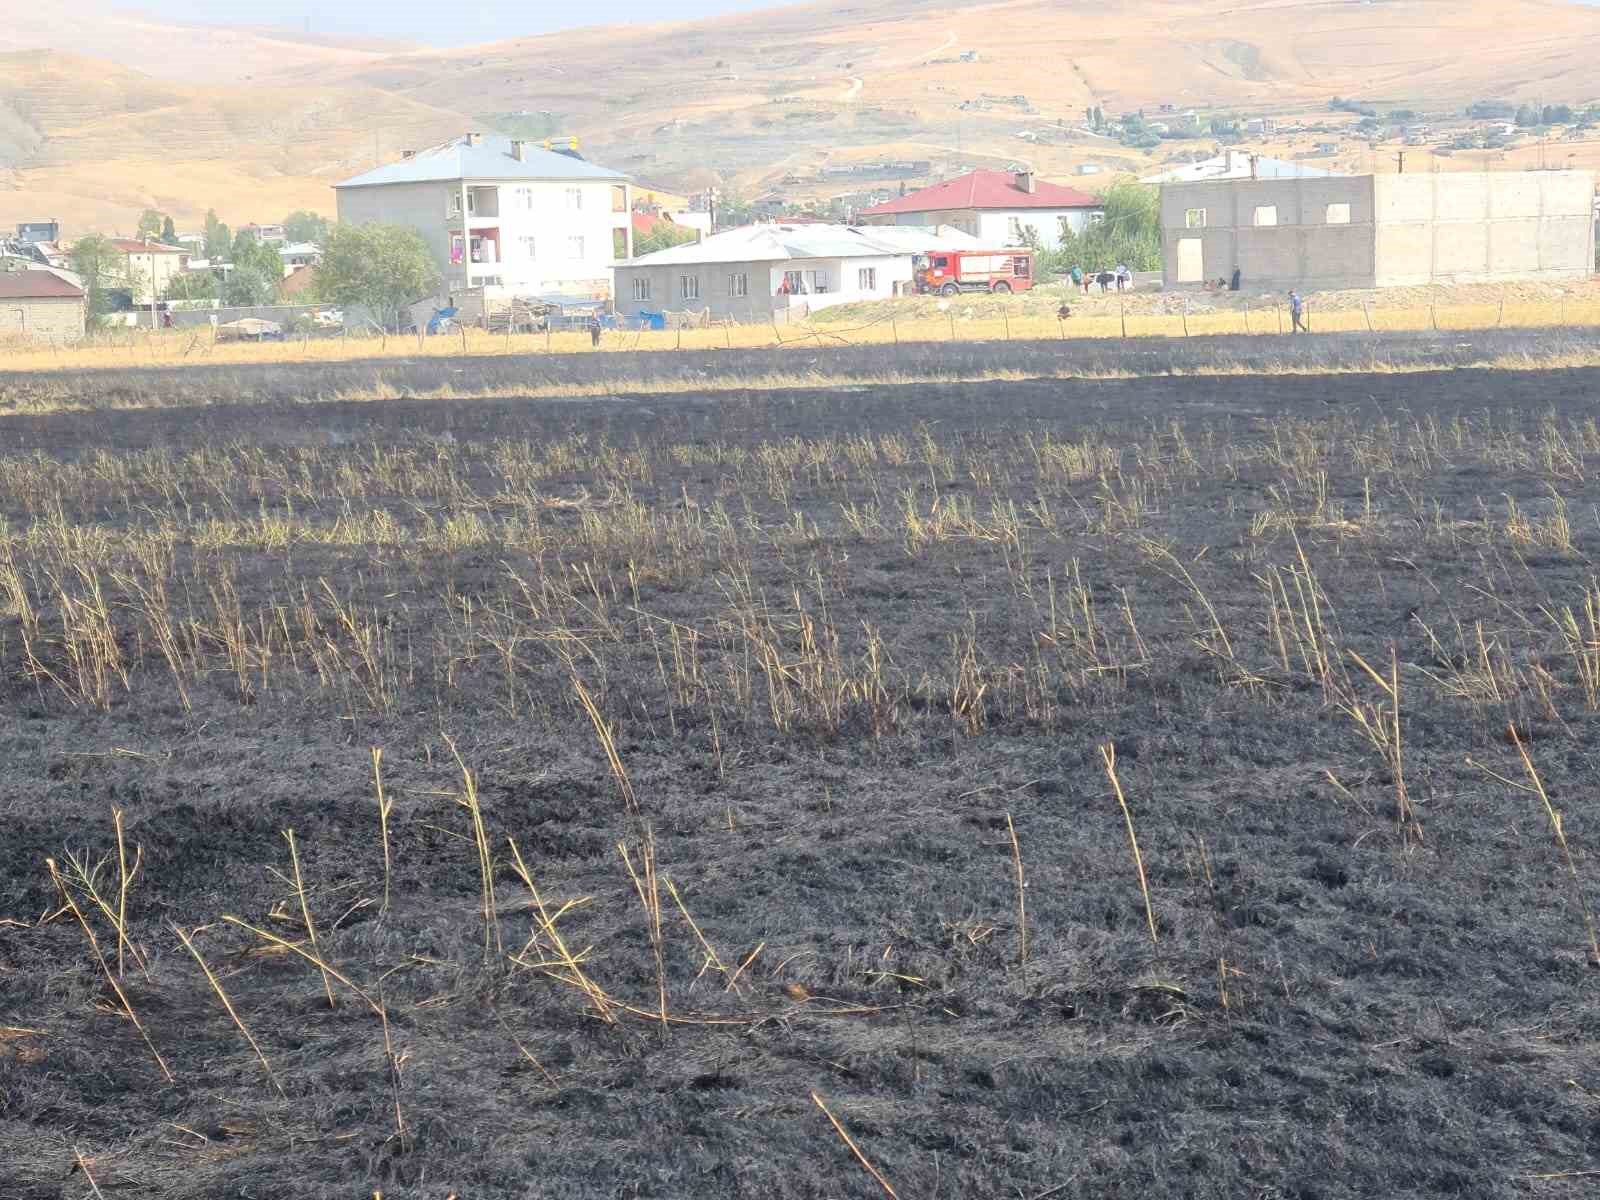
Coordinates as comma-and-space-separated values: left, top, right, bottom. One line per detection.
334, 132, 633, 302
1141, 150, 1339, 184
856, 169, 1104, 251
278, 242, 321, 277
612, 223, 984, 323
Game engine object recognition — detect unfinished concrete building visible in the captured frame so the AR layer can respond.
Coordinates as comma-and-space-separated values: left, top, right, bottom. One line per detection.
1160, 170, 1596, 291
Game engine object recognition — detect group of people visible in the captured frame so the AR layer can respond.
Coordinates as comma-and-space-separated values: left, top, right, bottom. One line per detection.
1068, 264, 1133, 295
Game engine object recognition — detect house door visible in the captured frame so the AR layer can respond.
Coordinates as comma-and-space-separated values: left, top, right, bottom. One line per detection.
1176, 237, 1204, 284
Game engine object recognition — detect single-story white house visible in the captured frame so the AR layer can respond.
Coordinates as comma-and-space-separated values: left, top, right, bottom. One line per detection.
612, 223, 984, 323
1141, 150, 1340, 184
856, 169, 1104, 251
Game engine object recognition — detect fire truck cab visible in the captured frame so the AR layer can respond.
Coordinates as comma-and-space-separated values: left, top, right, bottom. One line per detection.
914, 249, 1035, 295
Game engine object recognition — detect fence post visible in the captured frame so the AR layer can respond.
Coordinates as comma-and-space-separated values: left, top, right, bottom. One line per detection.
1120, 298, 1127, 339
1003, 313, 1011, 341
460, 325, 468, 354
1429, 303, 1437, 332
1180, 299, 1189, 338
677, 324, 682, 351
891, 317, 899, 345
1497, 299, 1505, 328
948, 313, 956, 341
1243, 301, 1249, 335
1362, 302, 1372, 333
546, 325, 552, 353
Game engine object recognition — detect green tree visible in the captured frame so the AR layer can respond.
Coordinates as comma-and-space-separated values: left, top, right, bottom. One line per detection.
1039, 177, 1162, 277
164, 270, 218, 302
203, 209, 231, 259
70, 234, 122, 324
136, 208, 166, 242
225, 265, 278, 306
315, 222, 440, 330
634, 220, 700, 256
225, 230, 283, 305
283, 209, 331, 245
160, 216, 179, 245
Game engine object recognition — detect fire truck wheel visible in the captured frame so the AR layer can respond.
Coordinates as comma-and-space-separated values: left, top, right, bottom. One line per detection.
991, 281, 1012, 294
940, 283, 960, 296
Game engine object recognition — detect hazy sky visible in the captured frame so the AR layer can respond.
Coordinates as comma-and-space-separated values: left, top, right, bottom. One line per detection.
136, 0, 795, 44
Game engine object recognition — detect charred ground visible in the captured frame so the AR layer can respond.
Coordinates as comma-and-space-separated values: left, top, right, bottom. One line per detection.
2, 344, 1599, 1198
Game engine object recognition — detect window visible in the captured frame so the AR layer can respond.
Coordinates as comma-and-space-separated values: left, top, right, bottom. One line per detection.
518, 235, 536, 260
1086, 211, 1106, 225
632, 277, 651, 301
565, 187, 583, 210
1185, 208, 1207, 229
611, 185, 627, 213
1326, 203, 1351, 225
680, 275, 700, 300
1013, 256, 1031, 279
857, 266, 877, 291
568, 236, 585, 259
1007, 217, 1025, 240
1253, 205, 1278, 227
806, 269, 829, 294
513, 187, 535, 211
728, 273, 749, 297
782, 270, 805, 293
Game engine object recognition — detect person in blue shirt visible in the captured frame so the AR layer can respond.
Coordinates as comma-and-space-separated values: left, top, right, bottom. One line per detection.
1289, 290, 1307, 333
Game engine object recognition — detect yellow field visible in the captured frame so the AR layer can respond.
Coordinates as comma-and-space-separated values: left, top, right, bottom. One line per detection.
10, 299, 1600, 376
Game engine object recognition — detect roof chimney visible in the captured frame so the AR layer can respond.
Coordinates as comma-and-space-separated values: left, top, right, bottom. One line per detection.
511, 139, 530, 162
465, 132, 483, 147
1015, 169, 1035, 194
401, 149, 417, 159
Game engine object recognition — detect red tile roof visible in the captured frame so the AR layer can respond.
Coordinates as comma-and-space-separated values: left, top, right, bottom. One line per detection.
0, 270, 85, 299
108, 239, 186, 255
861, 170, 1102, 215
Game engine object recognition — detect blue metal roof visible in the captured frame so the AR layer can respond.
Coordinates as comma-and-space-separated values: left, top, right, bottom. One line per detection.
336, 134, 626, 189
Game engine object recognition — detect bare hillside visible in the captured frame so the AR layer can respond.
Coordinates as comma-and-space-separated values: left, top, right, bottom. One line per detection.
3, 0, 1600, 231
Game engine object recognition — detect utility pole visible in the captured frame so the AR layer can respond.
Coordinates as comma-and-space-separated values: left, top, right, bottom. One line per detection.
1394, 150, 1405, 174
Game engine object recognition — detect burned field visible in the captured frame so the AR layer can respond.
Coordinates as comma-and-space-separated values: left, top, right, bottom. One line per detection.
3, 354, 1600, 1198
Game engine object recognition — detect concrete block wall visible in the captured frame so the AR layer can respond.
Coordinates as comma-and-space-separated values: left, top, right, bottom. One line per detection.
0, 296, 86, 342
1160, 177, 1377, 291
1373, 171, 1595, 286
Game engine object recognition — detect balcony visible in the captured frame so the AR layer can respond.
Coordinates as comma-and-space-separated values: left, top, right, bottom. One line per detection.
447, 185, 501, 224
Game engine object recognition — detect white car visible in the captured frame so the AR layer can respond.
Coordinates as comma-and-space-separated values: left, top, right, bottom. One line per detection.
312, 308, 344, 329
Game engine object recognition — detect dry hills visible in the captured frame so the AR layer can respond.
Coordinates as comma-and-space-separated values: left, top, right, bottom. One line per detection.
4, 0, 1600, 233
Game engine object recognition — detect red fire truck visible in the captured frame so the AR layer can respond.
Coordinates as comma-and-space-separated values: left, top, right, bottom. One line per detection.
914, 248, 1036, 295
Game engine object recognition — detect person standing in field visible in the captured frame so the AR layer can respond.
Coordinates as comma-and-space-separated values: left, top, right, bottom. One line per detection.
1289, 290, 1307, 333
1069, 264, 1084, 293
588, 314, 603, 347
1229, 267, 1241, 292
1114, 263, 1129, 291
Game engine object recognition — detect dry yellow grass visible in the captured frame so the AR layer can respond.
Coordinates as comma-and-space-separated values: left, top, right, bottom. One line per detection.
17, 298, 1600, 378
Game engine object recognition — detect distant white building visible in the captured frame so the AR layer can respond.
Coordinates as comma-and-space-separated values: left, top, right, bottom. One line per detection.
613, 223, 983, 323
334, 132, 633, 302
1143, 150, 1339, 184
278, 242, 322, 277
